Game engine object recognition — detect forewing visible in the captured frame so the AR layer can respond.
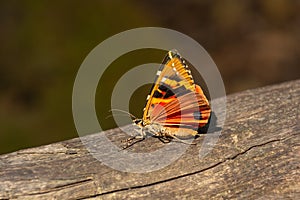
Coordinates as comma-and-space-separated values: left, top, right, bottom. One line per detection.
143, 50, 211, 130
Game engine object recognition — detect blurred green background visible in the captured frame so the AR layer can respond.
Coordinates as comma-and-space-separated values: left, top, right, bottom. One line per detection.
1, 0, 299, 154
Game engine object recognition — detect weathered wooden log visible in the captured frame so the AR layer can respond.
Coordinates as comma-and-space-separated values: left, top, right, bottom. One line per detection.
0, 79, 299, 199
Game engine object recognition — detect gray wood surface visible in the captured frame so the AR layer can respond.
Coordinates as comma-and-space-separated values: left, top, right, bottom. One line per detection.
0, 79, 299, 199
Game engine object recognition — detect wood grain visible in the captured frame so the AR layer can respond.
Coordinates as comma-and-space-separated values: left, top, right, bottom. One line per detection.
0, 79, 299, 199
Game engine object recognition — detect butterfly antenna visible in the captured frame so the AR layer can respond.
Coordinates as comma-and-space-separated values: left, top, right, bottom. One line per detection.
109, 109, 137, 120
105, 113, 135, 119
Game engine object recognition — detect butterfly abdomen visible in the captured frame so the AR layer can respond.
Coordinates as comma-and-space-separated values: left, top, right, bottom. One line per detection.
164, 127, 198, 138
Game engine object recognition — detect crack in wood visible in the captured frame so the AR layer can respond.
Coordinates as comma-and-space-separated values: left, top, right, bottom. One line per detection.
22, 178, 94, 197
81, 134, 297, 199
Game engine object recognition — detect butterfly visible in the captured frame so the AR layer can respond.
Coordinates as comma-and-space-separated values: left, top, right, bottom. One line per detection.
123, 50, 211, 147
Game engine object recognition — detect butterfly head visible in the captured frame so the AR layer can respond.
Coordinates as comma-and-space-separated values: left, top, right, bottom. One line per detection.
133, 118, 152, 128
133, 118, 141, 124
133, 118, 145, 127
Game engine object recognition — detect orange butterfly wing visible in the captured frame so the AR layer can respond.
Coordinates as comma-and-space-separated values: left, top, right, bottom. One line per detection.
143, 50, 211, 132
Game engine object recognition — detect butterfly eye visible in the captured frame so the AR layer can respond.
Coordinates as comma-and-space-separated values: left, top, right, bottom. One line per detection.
133, 119, 142, 124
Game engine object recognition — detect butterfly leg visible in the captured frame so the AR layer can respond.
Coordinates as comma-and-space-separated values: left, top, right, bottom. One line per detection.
158, 137, 172, 143
121, 128, 146, 149
122, 137, 145, 149
157, 134, 195, 145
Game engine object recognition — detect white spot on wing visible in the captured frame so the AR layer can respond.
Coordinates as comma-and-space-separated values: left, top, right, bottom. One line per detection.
173, 67, 176, 71
156, 71, 161, 76
161, 77, 167, 82
172, 62, 175, 67
146, 95, 150, 100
